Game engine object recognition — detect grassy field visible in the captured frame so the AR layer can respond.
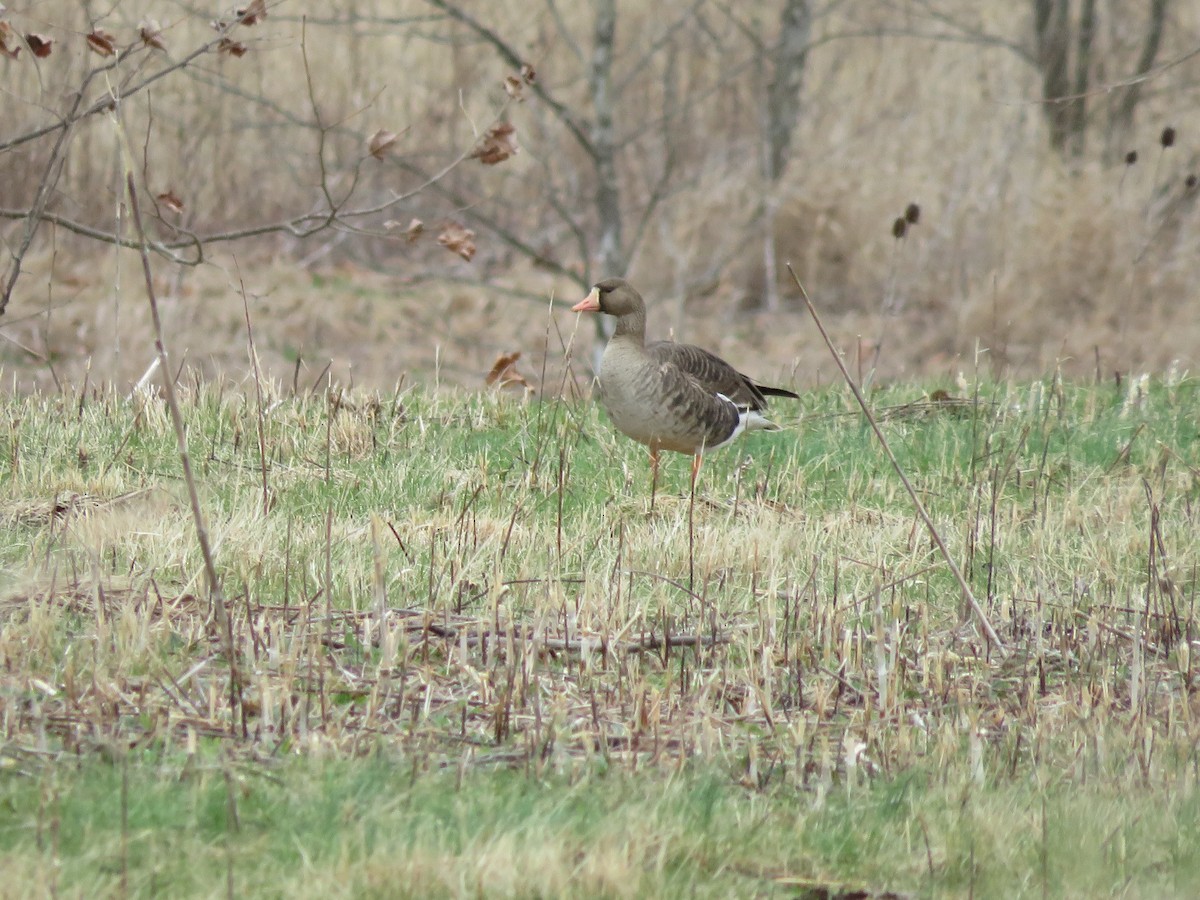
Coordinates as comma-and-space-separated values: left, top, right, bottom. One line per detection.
2, 367, 1199, 896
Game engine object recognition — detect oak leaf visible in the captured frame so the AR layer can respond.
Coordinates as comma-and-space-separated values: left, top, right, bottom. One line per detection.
437, 223, 476, 262
470, 122, 518, 166
485, 351, 535, 393
218, 37, 247, 57
383, 218, 424, 242
236, 0, 267, 26
368, 129, 399, 160
0, 21, 19, 59
86, 28, 117, 57
26, 33, 52, 57
157, 191, 184, 214
139, 19, 166, 50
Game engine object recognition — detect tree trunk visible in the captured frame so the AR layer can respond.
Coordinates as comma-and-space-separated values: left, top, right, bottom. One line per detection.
589, 0, 623, 358
1033, 0, 1072, 155
766, 0, 812, 183
590, 0, 625, 283
762, 0, 811, 310
1107, 0, 1170, 159
1066, 0, 1096, 158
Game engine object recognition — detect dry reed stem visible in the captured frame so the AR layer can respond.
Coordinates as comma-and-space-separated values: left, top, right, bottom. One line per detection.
786, 263, 1007, 656
126, 170, 243, 698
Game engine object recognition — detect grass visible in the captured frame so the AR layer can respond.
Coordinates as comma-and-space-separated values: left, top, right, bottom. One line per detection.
3, 758, 1200, 898
1, 369, 1199, 895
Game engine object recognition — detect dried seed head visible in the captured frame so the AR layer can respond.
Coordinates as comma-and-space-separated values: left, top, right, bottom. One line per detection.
1160, 126, 1176, 148
904, 203, 921, 224
1124, 150, 1138, 165
1186, 174, 1198, 190
892, 217, 907, 239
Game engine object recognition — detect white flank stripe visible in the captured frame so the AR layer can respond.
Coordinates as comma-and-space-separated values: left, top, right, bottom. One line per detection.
707, 394, 781, 452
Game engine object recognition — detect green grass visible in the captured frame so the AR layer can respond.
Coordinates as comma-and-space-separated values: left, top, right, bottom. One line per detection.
2, 372, 1200, 896
3, 757, 1200, 898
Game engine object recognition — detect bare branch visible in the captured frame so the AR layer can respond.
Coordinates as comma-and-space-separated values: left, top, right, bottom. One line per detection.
422, 0, 596, 160
543, 0, 585, 63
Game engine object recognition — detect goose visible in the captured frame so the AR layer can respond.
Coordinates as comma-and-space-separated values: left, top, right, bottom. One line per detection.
572, 278, 798, 487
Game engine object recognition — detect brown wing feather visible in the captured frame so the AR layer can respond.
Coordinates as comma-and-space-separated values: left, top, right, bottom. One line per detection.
646, 341, 797, 410
651, 359, 741, 451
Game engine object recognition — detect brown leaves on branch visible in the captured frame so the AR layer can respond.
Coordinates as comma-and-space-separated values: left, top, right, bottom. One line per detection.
86, 28, 117, 57
0, 21, 20, 58
218, 37, 247, 57
438, 223, 476, 261
236, 0, 268, 26
383, 218, 424, 242
470, 122, 518, 166
139, 20, 166, 51
368, 129, 400, 160
0, 21, 52, 59
0, 19, 169, 60
157, 191, 184, 214
502, 64, 537, 101
25, 33, 52, 57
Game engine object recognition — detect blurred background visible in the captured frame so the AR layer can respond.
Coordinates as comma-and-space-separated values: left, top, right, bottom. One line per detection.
2, 0, 1197, 393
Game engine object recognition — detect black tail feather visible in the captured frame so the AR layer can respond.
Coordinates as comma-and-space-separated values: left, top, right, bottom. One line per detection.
757, 384, 800, 401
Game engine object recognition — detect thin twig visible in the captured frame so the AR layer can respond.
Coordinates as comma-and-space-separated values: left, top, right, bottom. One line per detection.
786, 264, 1007, 657
236, 261, 271, 515
126, 171, 244, 694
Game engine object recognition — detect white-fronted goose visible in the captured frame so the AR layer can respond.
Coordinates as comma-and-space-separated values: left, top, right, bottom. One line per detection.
572, 278, 798, 486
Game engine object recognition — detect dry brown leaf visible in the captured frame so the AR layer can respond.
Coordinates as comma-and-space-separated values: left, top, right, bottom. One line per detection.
437, 223, 476, 262
485, 351, 535, 393
218, 37, 247, 57
368, 129, 399, 161
521, 62, 536, 84
503, 75, 524, 102
470, 122, 518, 166
0, 21, 19, 59
236, 0, 268, 26
157, 191, 184, 214
383, 218, 425, 242
139, 19, 166, 50
86, 28, 117, 57
26, 33, 52, 58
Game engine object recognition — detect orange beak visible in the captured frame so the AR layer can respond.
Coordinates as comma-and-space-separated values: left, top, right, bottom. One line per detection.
571, 287, 601, 313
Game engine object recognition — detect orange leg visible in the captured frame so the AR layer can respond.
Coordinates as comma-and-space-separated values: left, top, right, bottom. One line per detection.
690, 453, 703, 492
649, 447, 660, 510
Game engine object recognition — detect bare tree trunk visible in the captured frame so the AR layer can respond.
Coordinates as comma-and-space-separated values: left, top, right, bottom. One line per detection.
766, 0, 811, 183
1033, 0, 1072, 155
1107, 0, 1170, 159
590, 0, 625, 283
588, 0, 624, 363
1067, 0, 1096, 159
762, 0, 811, 310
